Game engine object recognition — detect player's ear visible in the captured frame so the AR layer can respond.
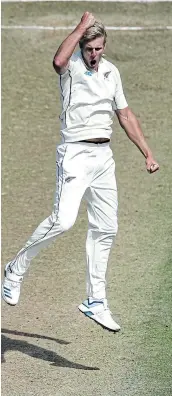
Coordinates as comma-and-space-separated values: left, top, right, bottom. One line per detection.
102, 46, 106, 57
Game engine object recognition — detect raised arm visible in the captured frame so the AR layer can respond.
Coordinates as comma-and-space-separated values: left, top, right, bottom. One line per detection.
115, 107, 159, 173
53, 12, 95, 75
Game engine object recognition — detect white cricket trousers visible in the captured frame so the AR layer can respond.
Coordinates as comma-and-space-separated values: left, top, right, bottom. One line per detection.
10, 141, 118, 300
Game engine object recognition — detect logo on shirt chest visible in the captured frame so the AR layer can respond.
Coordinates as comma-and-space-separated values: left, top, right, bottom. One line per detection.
84, 71, 93, 76
84, 70, 111, 79
103, 71, 111, 80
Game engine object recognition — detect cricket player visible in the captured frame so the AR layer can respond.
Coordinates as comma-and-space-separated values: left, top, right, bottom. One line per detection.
2, 12, 159, 332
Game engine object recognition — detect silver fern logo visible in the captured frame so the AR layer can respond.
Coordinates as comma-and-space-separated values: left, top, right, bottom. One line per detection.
104, 71, 111, 80
65, 176, 76, 183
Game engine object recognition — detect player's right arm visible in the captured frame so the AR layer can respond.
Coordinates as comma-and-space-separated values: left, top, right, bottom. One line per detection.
53, 12, 95, 75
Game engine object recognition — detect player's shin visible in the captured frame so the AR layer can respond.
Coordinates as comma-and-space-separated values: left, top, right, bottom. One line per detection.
86, 229, 115, 300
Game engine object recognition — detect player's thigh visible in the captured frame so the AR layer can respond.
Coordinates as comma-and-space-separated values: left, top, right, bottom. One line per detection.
54, 143, 90, 228
85, 163, 118, 233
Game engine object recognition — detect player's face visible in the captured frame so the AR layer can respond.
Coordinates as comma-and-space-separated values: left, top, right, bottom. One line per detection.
82, 36, 105, 71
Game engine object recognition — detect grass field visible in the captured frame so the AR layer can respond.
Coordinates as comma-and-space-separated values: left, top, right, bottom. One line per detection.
1, 2, 172, 396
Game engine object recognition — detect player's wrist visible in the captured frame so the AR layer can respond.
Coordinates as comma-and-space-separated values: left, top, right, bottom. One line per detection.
145, 151, 153, 160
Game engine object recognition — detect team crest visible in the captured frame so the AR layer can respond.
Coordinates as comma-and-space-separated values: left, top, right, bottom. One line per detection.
104, 71, 111, 80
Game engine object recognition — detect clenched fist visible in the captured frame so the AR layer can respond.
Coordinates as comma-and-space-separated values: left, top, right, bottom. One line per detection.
80, 12, 96, 30
146, 157, 159, 174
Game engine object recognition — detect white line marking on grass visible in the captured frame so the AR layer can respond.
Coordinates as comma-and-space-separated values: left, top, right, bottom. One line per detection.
1, 25, 172, 31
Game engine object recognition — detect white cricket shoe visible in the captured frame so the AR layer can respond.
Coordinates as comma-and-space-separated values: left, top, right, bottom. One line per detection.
78, 299, 121, 332
2, 263, 23, 306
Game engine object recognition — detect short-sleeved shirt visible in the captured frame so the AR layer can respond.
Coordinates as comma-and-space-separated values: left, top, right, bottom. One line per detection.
59, 50, 128, 142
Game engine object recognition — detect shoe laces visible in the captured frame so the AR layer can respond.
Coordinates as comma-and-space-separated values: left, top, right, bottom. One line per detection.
5, 266, 23, 283
103, 306, 112, 315
103, 299, 110, 311
5, 278, 21, 289
96, 300, 112, 316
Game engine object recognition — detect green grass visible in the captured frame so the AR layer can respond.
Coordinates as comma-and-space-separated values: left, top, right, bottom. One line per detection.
2, 2, 172, 26
1, 3, 172, 396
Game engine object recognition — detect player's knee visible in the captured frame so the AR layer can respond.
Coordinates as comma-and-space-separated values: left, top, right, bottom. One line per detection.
96, 222, 118, 236
104, 227, 118, 236
111, 222, 118, 235
108, 218, 118, 235
50, 211, 76, 232
58, 215, 76, 232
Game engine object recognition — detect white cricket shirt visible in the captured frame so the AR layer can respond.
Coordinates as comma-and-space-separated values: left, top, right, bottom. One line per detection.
59, 50, 128, 142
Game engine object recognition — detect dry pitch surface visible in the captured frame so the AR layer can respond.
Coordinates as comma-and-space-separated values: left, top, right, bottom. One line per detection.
1, 2, 172, 396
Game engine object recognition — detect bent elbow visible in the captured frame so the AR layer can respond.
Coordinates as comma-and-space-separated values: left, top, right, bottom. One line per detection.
53, 56, 62, 72
53, 57, 69, 75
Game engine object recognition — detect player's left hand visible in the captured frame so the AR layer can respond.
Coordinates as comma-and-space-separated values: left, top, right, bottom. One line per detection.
146, 157, 159, 174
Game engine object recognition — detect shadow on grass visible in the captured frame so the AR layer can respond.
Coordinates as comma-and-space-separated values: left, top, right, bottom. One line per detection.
1, 328, 70, 345
1, 333, 99, 371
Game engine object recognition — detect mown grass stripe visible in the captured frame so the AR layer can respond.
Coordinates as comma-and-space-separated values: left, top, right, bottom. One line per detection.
2, 0, 172, 3
1, 25, 172, 30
